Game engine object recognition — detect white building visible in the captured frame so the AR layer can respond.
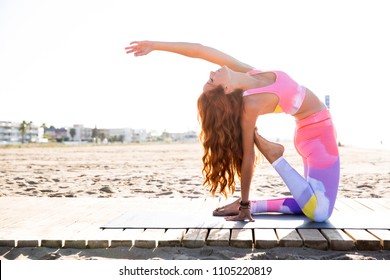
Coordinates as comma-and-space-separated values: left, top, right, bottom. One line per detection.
170, 131, 198, 142
106, 128, 133, 143
72, 124, 93, 142
0, 121, 19, 143
130, 129, 148, 143
0, 121, 39, 143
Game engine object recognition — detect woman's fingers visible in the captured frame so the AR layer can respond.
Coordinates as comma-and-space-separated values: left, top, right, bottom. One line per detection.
125, 47, 136, 54
125, 42, 141, 54
125, 41, 150, 56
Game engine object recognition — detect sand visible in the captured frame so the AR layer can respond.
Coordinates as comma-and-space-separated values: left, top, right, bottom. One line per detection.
1, 142, 390, 260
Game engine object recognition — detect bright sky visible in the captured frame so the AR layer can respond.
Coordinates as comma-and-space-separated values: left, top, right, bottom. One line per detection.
1, 0, 389, 148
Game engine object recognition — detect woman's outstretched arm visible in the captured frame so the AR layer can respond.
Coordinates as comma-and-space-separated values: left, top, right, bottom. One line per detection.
125, 41, 254, 73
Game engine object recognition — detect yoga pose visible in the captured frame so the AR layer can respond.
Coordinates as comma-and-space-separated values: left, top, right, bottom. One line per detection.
125, 41, 340, 223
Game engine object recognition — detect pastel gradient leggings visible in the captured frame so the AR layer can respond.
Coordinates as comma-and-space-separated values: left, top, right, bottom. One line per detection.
251, 110, 340, 222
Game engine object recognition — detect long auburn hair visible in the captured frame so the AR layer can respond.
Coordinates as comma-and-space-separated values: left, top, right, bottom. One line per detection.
197, 85, 245, 198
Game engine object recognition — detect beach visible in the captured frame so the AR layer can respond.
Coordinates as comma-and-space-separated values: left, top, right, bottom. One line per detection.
1, 142, 389, 260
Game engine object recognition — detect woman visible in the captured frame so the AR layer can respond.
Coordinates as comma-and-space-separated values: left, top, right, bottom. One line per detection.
125, 41, 340, 223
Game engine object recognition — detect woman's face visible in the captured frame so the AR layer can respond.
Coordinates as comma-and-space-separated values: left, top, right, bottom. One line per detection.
203, 66, 232, 92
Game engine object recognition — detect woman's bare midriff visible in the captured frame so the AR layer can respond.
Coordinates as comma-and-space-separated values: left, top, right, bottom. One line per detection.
293, 88, 328, 120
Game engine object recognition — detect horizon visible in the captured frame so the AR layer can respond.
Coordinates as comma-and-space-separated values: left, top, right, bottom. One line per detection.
2, 116, 389, 151
1, 118, 198, 134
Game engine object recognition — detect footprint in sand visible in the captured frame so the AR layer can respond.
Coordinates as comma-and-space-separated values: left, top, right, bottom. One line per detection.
179, 178, 191, 183
156, 191, 173, 196
49, 193, 64, 198
99, 186, 114, 193
191, 191, 203, 195
281, 191, 292, 196
40, 189, 54, 193
357, 184, 373, 189
27, 180, 39, 185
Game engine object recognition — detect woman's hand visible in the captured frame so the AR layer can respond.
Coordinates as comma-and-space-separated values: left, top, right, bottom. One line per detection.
224, 208, 255, 222
125, 41, 154, 57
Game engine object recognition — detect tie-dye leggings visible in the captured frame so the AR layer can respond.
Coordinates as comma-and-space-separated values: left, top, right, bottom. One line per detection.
251, 110, 340, 222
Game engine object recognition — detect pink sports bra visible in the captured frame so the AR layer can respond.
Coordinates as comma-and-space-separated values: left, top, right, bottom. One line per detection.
243, 69, 307, 115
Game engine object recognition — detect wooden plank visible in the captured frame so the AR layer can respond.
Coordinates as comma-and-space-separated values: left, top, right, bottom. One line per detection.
367, 229, 390, 250
2, 210, 68, 240
10, 198, 73, 248
45, 202, 116, 248
70, 200, 134, 248
230, 229, 253, 248
134, 229, 165, 249
71, 205, 129, 246
0, 197, 48, 226
182, 229, 208, 248
320, 229, 355, 251
6, 198, 122, 248
76, 228, 120, 249
276, 229, 303, 247
59, 200, 131, 249
9, 198, 106, 248
333, 199, 354, 212
86, 228, 115, 249
41, 239, 63, 248
206, 229, 230, 247
1, 197, 389, 251
158, 229, 186, 247
254, 229, 278, 249
110, 229, 144, 248
40, 214, 99, 248
3, 223, 41, 247
297, 229, 328, 250
16, 239, 40, 248
63, 239, 87, 249
356, 198, 389, 212
342, 199, 374, 212
0, 228, 33, 247
370, 199, 390, 210
344, 229, 382, 250
0, 198, 63, 228
0, 239, 16, 247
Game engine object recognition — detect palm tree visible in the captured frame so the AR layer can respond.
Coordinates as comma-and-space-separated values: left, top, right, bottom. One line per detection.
18, 121, 28, 143
41, 123, 48, 141
92, 126, 98, 143
69, 128, 76, 141
99, 132, 106, 143
27, 121, 33, 142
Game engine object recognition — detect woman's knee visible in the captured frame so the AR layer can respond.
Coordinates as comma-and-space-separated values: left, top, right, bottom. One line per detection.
312, 203, 335, 222
302, 195, 335, 222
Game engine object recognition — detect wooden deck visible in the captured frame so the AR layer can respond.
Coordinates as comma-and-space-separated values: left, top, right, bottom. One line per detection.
0, 197, 389, 251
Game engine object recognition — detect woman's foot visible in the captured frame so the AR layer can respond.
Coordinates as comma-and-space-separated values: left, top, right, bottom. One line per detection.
254, 128, 285, 164
213, 198, 240, 216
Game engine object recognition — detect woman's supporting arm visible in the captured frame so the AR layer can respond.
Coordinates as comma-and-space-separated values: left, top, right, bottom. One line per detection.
225, 105, 258, 222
